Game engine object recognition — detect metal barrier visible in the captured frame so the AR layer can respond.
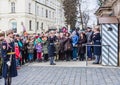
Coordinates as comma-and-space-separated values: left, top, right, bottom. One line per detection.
84, 44, 111, 66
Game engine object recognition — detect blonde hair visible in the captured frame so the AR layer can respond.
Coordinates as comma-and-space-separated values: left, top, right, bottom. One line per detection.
94, 26, 100, 32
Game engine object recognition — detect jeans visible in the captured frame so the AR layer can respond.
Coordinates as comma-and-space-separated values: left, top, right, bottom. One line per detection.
72, 47, 77, 59
87, 46, 92, 59
94, 55, 100, 63
28, 53, 33, 61
50, 57, 54, 64
16, 58, 20, 67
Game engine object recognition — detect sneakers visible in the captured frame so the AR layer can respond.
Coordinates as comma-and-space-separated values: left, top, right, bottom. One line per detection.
50, 63, 56, 65
73, 58, 77, 61
0, 76, 2, 79
88, 58, 92, 61
93, 62, 99, 64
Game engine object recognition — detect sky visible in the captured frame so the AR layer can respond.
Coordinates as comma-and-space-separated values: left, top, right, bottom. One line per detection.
81, 0, 99, 28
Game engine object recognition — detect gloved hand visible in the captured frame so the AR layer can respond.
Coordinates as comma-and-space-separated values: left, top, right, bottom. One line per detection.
7, 61, 11, 66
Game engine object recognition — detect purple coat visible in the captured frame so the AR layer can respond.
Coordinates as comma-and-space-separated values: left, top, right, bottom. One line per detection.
35, 44, 42, 53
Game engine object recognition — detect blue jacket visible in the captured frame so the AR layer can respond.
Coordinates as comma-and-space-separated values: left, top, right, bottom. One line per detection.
72, 35, 79, 46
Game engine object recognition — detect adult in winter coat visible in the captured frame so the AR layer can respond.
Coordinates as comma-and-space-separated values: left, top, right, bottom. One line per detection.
92, 27, 101, 64
48, 31, 56, 65
22, 40, 28, 63
64, 33, 72, 61
78, 32, 87, 61
0, 42, 2, 79
54, 39, 60, 61
0, 33, 4, 79
86, 27, 93, 60
59, 33, 66, 60
42, 36, 49, 61
2, 31, 17, 85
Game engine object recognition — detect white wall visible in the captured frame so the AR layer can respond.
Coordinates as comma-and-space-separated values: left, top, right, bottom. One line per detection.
0, 0, 65, 33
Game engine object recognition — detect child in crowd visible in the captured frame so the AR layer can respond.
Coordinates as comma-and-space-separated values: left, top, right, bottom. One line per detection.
15, 43, 21, 69
35, 42, 42, 62
42, 35, 49, 62
27, 38, 34, 62
54, 39, 60, 61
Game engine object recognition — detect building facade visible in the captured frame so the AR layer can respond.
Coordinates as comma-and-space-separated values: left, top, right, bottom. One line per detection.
0, 0, 65, 33
96, 0, 120, 18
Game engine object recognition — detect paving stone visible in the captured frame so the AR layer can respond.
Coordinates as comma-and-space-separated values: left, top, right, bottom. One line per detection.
0, 62, 120, 85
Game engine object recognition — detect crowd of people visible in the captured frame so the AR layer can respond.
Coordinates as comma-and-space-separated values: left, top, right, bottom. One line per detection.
0, 26, 101, 85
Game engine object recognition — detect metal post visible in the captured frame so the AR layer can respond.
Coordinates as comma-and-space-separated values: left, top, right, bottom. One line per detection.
86, 45, 88, 66
84, 44, 110, 66
108, 45, 110, 65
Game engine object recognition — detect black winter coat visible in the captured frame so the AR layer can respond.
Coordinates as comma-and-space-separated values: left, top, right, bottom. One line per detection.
2, 41, 17, 78
78, 35, 87, 54
48, 36, 56, 57
92, 33, 101, 56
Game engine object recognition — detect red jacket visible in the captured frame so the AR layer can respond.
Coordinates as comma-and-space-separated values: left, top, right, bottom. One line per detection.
15, 46, 20, 59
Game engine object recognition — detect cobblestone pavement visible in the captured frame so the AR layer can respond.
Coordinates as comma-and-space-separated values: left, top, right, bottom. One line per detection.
0, 61, 120, 85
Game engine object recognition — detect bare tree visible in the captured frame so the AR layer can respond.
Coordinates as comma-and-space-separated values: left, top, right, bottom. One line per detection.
63, 0, 78, 29
77, 0, 90, 30
82, 12, 90, 29
77, 0, 84, 29
77, 0, 100, 30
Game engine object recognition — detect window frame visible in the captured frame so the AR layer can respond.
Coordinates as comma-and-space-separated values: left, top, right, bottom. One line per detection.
11, 2, 15, 13
29, 20, 32, 31
46, 9, 48, 18
29, 3, 31, 14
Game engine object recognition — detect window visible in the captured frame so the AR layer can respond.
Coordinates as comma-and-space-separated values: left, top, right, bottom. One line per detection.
11, 2, 15, 13
37, 22, 39, 30
45, 0, 48, 5
12, 22, 17, 33
29, 3, 31, 13
42, 8, 43, 17
29, 20, 32, 31
41, 22, 43, 29
37, 6, 39, 15
46, 9, 48, 18
49, 11, 51, 19
53, 12, 54, 19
